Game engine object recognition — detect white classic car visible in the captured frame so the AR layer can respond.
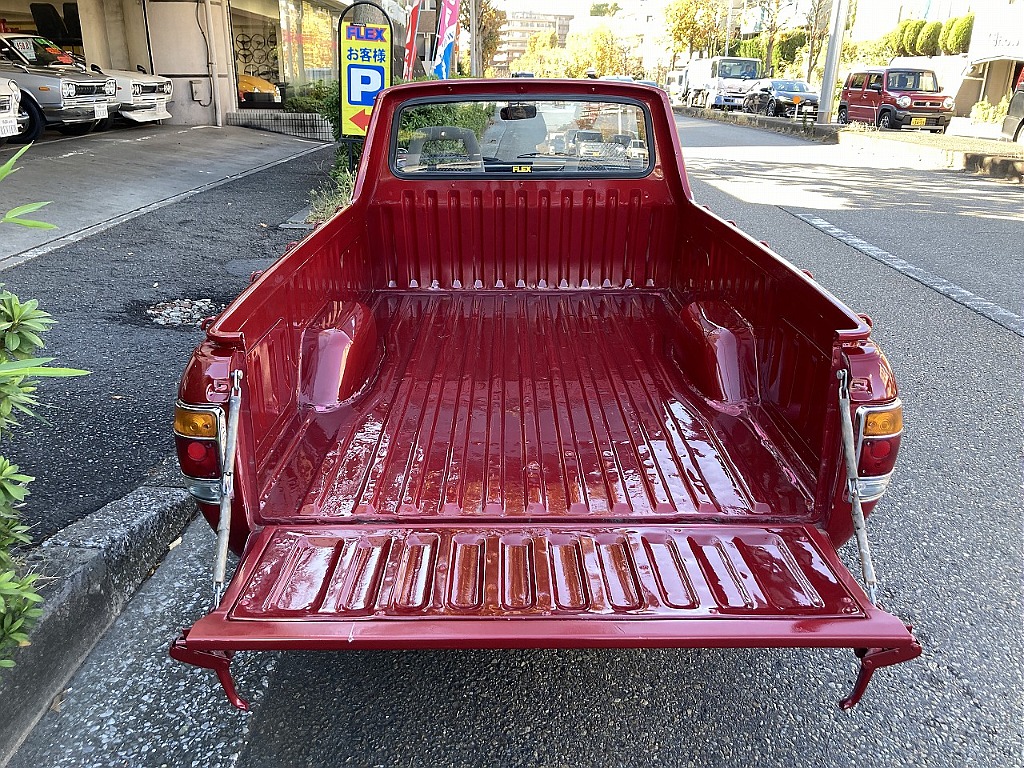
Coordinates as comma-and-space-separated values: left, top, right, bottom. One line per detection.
89, 64, 172, 125
0, 72, 22, 143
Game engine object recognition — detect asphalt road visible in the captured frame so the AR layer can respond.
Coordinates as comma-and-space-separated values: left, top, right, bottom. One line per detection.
10, 117, 1024, 768
1, 134, 334, 542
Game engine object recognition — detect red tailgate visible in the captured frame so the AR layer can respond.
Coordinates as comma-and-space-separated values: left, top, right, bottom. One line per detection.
174, 522, 919, 709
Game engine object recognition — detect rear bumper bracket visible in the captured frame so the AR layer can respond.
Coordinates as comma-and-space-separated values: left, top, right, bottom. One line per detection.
170, 630, 249, 711
840, 631, 922, 709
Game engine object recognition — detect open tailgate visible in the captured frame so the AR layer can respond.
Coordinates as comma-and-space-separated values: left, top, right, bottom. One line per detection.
172, 522, 920, 709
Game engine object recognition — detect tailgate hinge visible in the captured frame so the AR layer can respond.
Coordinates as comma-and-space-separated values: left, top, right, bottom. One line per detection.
170, 630, 250, 711
840, 633, 923, 710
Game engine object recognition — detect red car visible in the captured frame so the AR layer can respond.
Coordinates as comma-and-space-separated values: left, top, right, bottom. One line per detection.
838, 67, 953, 133
170, 78, 920, 712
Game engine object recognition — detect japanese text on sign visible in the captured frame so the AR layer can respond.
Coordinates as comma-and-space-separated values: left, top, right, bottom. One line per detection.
340, 22, 391, 137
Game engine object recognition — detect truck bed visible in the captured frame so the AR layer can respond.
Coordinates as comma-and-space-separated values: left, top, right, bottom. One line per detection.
285, 290, 809, 522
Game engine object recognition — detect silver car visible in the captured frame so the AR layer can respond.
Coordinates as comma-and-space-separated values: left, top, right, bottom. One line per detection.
0, 33, 117, 141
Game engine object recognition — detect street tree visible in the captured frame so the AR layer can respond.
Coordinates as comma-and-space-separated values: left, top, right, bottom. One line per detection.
664, 0, 724, 61
590, 2, 620, 16
804, 0, 831, 81
512, 30, 567, 76
460, 0, 507, 74
755, 0, 793, 76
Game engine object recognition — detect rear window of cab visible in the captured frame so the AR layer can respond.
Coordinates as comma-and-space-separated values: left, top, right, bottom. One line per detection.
390, 96, 654, 179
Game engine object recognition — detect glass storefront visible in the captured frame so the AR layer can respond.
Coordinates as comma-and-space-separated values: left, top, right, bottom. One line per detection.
230, 0, 408, 109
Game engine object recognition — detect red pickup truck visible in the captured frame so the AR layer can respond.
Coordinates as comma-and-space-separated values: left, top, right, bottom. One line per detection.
171, 79, 919, 710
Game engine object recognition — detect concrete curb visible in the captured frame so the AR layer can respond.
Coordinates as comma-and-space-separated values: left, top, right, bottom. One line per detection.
673, 104, 840, 142
674, 105, 1023, 181
0, 459, 194, 767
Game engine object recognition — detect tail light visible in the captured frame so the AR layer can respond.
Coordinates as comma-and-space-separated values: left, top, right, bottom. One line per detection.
174, 403, 223, 501
854, 400, 902, 501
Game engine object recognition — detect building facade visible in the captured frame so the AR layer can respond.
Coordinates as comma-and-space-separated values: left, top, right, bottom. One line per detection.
0, 0, 408, 125
491, 11, 572, 75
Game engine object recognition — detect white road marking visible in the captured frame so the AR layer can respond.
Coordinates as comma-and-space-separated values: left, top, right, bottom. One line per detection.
795, 213, 1024, 337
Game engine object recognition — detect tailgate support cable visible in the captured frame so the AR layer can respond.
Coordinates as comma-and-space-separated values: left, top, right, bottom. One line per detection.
836, 369, 878, 605
214, 369, 244, 607
835, 369, 920, 710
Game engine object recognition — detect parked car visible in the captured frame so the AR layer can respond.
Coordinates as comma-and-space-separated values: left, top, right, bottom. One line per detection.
665, 68, 688, 106
0, 33, 116, 141
510, 71, 535, 78
626, 137, 648, 162
838, 67, 953, 133
1001, 84, 1024, 143
237, 73, 280, 104
88, 63, 172, 126
742, 78, 819, 118
0, 71, 22, 144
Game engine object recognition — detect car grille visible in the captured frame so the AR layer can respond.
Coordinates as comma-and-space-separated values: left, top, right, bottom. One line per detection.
0, 96, 10, 113
913, 99, 942, 107
140, 83, 161, 95
70, 81, 104, 97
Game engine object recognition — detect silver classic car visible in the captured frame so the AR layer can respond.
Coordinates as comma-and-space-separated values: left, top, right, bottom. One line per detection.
0, 33, 116, 141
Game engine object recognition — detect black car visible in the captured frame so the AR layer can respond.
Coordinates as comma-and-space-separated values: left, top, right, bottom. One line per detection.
742, 78, 819, 118
1001, 84, 1024, 143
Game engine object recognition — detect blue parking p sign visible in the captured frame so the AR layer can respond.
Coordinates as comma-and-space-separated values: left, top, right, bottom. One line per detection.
348, 65, 385, 106
341, 21, 391, 136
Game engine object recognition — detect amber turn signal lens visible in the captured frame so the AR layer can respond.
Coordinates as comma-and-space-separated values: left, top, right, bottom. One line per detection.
863, 406, 902, 437
174, 406, 219, 438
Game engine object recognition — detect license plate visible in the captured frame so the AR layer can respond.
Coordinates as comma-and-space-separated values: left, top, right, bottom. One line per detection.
910, 117, 926, 126
0, 117, 16, 137
94, 102, 108, 119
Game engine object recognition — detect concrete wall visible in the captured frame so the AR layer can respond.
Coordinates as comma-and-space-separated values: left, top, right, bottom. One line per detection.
147, 0, 234, 125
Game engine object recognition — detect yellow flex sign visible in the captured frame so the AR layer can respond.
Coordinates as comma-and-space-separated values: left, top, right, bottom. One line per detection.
340, 22, 391, 137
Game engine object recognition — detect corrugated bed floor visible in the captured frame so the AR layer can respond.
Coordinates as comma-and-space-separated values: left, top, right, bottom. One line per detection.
304, 291, 796, 520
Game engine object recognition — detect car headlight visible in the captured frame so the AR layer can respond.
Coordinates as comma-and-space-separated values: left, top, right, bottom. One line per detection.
60, 80, 76, 98
896, 95, 911, 108
104, 78, 116, 96
943, 96, 954, 109
162, 81, 172, 95
131, 82, 142, 97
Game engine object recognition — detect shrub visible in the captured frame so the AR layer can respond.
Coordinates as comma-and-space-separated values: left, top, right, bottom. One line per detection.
949, 13, 974, 54
917, 21, 943, 57
939, 17, 958, 54
0, 147, 87, 669
892, 20, 915, 55
902, 20, 927, 55
970, 94, 1010, 124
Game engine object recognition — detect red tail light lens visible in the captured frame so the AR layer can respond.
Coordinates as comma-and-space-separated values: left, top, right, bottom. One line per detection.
175, 435, 221, 479
174, 403, 222, 480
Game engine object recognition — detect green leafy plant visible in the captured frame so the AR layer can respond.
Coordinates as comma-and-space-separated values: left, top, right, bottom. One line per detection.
0, 146, 87, 668
970, 94, 1010, 124
0, 146, 56, 230
948, 13, 974, 55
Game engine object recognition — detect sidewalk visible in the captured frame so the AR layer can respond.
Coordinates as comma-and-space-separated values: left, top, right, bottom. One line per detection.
0, 127, 333, 764
673, 105, 1023, 181
0, 125, 328, 265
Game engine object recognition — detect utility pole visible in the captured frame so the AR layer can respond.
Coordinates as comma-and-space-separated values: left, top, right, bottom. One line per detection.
725, 0, 731, 57
469, 0, 481, 76
816, 0, 849, 125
